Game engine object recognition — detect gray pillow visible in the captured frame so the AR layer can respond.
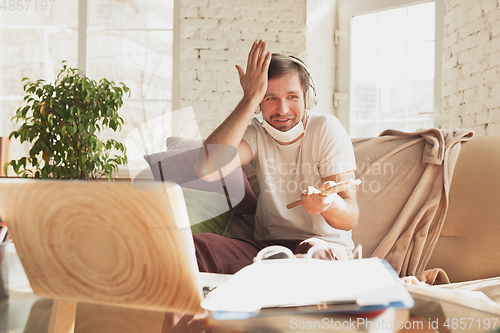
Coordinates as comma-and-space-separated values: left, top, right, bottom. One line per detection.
143, 147, 245, 208
166, 136, 260, 198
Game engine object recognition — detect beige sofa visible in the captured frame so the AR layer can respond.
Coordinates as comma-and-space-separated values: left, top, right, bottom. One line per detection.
166, 132, 500, 284
2, 133, 499, 333
345, 131, 500, 285
426, 135, 500, 283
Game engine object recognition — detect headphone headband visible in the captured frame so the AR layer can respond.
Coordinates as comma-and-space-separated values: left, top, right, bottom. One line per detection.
278, 54, 318, 110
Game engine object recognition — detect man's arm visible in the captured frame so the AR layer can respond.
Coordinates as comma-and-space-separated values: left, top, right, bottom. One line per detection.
195, 40, 271, 180
300, 170, 359, 231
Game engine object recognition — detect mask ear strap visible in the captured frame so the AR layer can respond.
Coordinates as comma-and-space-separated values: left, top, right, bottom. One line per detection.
301, 112, 308, 128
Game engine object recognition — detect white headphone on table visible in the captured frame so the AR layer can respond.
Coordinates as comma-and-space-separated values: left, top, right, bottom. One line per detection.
255, 54, 318, 114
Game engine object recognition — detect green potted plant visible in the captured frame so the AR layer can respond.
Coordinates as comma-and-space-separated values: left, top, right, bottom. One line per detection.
3, 62, 130, 180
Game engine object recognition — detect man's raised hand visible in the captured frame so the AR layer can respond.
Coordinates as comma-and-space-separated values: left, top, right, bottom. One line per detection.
235, 40, 272, 104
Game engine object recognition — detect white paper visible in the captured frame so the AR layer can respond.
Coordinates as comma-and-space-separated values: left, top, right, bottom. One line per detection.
201, 257, 409, 313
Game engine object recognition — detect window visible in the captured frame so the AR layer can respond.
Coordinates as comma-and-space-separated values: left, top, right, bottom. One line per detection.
0, 0, 175, 174
337, 0, 444, 138
87, 0, 174, 171
0, 0, 79, 162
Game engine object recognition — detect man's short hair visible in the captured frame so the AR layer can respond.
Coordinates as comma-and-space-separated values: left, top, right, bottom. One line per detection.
268, 53, 310, 100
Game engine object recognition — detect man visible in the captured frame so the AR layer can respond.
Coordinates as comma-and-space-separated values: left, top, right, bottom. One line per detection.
193, 39, 359, 274
164, 39, 360, 333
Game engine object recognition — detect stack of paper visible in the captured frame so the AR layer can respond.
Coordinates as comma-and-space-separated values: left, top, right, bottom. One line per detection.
202, 257, 414, 319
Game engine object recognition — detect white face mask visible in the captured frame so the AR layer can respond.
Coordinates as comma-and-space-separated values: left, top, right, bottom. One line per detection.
262, 119, 305, 143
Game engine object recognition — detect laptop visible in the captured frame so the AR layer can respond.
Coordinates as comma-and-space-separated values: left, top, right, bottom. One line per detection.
0, 178, 228, 315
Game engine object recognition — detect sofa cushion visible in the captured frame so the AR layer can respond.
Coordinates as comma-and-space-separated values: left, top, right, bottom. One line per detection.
426, 136, 500, 282
165, 137, 203, 150
182, 187, 235, 236
165, 137, 259, 213
166, 137, 261, 199
143, 148, 246, 235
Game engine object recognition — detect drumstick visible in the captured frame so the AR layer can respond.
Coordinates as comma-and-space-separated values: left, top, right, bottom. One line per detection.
286, 179, 362, 209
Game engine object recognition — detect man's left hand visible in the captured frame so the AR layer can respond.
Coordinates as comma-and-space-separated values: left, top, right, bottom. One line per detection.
300, 181, 347, 215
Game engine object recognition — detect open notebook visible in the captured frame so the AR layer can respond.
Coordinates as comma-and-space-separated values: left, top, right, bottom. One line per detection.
202, 252, 414, 321
0, 178, 229, 315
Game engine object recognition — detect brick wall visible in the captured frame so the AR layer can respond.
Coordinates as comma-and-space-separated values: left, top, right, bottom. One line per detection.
176, 0, 336, 138
306, 0, 337, 117
442, 0, 500, 136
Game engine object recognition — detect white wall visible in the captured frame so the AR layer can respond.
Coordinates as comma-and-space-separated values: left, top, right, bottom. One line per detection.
177, 0, 338, 138
175, 0, 500, 138
306, 0, 337, 117
441, 0, 500, 135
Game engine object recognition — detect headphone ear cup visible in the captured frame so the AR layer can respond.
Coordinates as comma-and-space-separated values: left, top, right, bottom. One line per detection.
304, 85, 316, 110
311, 86, 318, 107
304, 89, 310, 110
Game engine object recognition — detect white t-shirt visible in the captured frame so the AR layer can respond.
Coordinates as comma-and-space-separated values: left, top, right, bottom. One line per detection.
242, 111, 356, 252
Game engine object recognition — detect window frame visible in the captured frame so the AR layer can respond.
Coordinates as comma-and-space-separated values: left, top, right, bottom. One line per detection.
337, 0, 444, 136
0, 0, 179, 178
79, 0, 180, 178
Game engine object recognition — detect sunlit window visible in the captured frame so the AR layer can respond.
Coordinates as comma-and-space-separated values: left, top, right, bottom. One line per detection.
0, 0, 79, 161
87, 0, 174, 170
349, 2, 435, 138
0, 0, 174, 172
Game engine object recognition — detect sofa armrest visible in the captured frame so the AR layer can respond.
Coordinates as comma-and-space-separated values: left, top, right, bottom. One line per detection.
426, 136, 500, 282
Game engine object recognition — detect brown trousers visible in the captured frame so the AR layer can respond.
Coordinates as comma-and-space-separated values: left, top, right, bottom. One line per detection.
193, 233, 340, 274
162, 233, 342, 333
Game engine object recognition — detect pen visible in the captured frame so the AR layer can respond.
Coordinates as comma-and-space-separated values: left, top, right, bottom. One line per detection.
286, 179, 362, 209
